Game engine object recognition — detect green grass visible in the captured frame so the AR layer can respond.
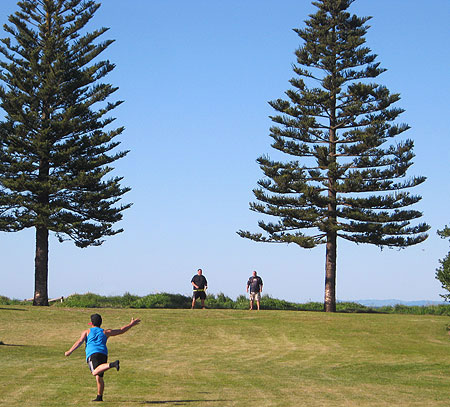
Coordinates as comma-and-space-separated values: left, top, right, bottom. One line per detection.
0, 306, 449, 406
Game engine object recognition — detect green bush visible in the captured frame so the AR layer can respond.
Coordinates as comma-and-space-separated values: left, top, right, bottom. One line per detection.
205, 293, 235, 309
59, 293, 124, 308
131, 293, 191, 309
336, 302, 375, 313
259, 295, 299, 310
0, 295, 23, 306
235, 295, 249, 310
122, 292, 141, 308
300, 302, 324, 311
392, 304, 450, 316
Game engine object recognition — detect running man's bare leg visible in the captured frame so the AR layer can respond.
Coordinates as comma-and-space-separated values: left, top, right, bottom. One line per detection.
92, 363, 111, 376
92, 360, 119, 377
96, 375, 104, 396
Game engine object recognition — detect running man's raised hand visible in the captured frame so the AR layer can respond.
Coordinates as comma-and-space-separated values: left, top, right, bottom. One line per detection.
130, 317, 141, 327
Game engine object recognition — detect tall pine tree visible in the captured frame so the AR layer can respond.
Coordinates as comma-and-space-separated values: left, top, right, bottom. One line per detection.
0, 0, 131, 305
436, 226, 450, 301
238, 0, 429, 312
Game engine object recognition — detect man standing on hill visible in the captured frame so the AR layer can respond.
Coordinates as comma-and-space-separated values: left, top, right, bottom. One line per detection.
64, 313, 140, 402
247, 271, 263, 311
191, 268, 208, 309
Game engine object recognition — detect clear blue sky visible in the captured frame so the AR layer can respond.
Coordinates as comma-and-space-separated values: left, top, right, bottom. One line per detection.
1, 0, 449, 302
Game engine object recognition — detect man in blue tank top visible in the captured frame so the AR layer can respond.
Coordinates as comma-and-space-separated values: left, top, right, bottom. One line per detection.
65, 313, 140, 402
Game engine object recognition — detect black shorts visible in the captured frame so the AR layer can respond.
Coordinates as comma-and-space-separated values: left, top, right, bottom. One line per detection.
193, 291, 206, 300
87, 353, 108, 377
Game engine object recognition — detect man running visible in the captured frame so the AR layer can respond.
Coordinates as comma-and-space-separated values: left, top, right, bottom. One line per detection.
246, 271, 263, 311
191, 268, 208, 309
64, 313, 140, 402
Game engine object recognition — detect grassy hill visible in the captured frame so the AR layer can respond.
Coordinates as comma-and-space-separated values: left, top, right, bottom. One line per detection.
0, 306, 449, 406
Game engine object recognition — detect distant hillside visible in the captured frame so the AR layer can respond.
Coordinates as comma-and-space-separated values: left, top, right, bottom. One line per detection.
354, 299, 447, 307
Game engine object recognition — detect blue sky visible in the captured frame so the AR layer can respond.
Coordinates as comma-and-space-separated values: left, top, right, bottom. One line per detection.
1, 0, 449, 302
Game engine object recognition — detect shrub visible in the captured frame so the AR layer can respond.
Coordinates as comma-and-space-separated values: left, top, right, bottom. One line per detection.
131, 293, 191, 309
122, 292, 141, 308
59, 293, 123, 308
336, 302, 375, 313
205, 293, 235, 309
235, 295, 249, 310
392, 304, 450, 316
259, 295, 299, 311
299, 302, 324, 311
0, 295, 23, 306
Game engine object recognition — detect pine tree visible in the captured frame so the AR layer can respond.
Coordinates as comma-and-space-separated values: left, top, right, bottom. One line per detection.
436, 226, 450, 301
0, 0, 131, 305
238, 0, 429, 312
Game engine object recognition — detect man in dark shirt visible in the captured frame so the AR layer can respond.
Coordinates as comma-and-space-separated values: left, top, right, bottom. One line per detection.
246, 270, 263, 310
191, 268, 208, 309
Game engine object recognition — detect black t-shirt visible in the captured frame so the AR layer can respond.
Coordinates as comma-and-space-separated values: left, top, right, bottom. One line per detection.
191, 274, 207, 290
247, 276, 263, 292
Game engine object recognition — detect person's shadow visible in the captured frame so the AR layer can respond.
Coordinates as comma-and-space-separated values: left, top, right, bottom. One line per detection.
142, 401, 229, 405
0, 342, 26, 346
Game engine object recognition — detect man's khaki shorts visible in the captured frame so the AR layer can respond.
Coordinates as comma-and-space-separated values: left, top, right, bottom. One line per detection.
249, 292, 261, 301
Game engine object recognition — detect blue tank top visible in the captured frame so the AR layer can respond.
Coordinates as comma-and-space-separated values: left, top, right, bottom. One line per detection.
85, 327, 108, 360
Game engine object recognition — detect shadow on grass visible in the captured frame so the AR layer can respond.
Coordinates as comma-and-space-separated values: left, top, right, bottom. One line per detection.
0, 307, 28, 311
141, 400, 230, 405
0, 342, 26, 346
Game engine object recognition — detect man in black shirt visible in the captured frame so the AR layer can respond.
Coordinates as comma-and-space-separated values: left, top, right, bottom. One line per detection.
191, 268, 208, 309
246, 271, 263, 310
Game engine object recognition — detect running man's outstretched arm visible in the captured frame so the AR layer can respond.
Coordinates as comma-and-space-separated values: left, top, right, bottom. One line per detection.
104, 317, 141, 338
65, 330, 88, 356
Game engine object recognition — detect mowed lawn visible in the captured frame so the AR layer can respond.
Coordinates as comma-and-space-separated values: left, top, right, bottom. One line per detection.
0, 306, 449, 406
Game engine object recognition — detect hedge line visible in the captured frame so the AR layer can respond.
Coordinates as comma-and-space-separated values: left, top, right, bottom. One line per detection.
1, 293, 449, 315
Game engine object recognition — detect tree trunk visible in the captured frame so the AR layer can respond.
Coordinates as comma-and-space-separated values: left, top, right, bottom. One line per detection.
326, 69, 337, 312
324, 231, 337, 312
33, 226, 49, 306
